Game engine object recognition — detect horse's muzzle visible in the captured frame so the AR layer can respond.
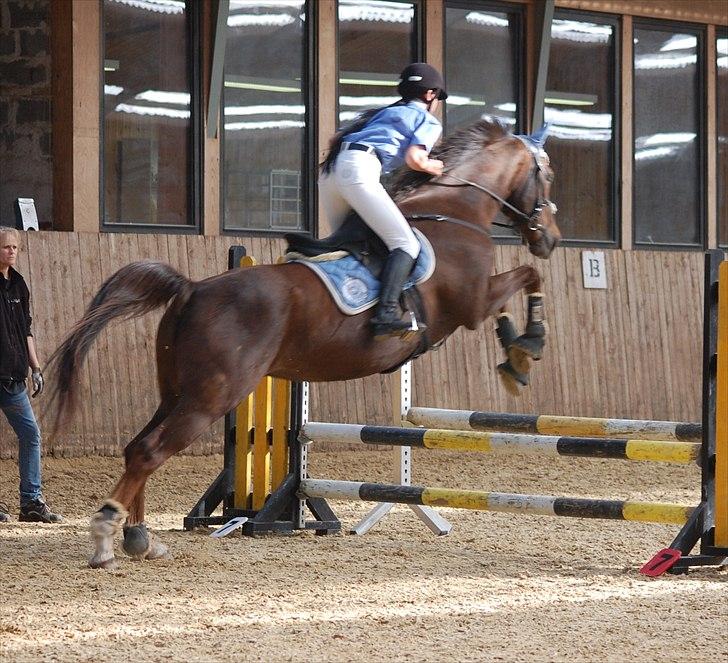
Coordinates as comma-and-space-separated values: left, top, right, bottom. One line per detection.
527, 228, 559, 259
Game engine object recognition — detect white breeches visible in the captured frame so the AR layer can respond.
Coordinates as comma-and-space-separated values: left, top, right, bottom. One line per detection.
318, 150, 420, 259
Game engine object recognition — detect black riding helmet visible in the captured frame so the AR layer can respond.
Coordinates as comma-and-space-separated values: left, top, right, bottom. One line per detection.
397, 62, 448, 101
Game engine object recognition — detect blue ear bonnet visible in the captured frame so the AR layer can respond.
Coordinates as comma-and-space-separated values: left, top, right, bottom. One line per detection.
517, 123, 551, 149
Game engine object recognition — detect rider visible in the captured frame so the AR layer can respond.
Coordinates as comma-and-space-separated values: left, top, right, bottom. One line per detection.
319, 63, 447, 338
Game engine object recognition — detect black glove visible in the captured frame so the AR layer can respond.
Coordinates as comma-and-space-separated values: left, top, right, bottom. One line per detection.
31, 369, 44, 398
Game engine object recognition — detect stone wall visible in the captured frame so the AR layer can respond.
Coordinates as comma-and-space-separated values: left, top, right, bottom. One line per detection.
0, 0, 51, 229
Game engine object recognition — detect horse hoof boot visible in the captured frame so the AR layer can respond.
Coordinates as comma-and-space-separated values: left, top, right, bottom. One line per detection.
122, 523, 151, 559
497, 360, 529, 396
89, 500, 127, 570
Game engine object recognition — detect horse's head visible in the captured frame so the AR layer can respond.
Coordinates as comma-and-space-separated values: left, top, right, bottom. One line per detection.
504, 127, 561, 259
391, 119, 561, 258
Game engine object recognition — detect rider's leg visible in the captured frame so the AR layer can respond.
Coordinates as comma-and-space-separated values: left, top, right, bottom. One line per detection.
332, 151, 420, 337
318, 170, 353, 234
369, 248, 417, 337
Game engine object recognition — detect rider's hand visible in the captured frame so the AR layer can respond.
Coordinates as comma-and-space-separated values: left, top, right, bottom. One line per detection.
424, 159, 444, 176
31, 369, 43, 398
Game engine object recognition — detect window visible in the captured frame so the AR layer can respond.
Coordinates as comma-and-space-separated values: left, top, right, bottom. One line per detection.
102, 0, 197, 228
545, 14, 618, 244
633, 24, 703, 248
222, 1, 309, 232
444, 2, 522, 238
718, 30, 728, 246
444, 3, 522, 134
337, 0, 420, 127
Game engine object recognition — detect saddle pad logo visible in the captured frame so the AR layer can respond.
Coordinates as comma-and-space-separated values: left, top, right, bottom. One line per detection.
341, 276, 369, 306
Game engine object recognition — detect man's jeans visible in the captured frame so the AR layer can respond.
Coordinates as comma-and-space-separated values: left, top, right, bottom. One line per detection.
0, 386, 42, 504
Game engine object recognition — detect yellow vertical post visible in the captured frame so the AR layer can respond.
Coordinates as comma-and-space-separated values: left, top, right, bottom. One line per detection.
252, 376, 273, 510
234, 389, 254, 510
271, 378, 291, 490
715, 262, 728, 547
233, 254, 257, 510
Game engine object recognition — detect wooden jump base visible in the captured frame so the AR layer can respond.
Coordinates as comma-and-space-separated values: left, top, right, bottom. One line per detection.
300, 422, 701, 464
300, 479, 694, 525
184, 246, 339, 535
406, 408, 702, 443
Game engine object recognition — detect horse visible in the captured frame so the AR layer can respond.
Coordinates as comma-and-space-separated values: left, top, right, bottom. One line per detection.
48, 119, 560, 569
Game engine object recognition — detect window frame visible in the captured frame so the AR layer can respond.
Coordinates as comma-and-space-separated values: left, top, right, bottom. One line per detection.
219, 0, 315, 237
99, 0, 202, 235
547, 8, 621, 249
632, 18, 707, 251
717, 26, 728, 249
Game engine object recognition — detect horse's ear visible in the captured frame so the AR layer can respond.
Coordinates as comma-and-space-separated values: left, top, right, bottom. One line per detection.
529, 123, 551, 147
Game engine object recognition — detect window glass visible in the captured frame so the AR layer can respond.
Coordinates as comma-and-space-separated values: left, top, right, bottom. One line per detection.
718, 32, 728, 246
444, 3, 521, 237
444, 5, 521, 133
223, 1, 307, 231
634, 26, 702, 247
338, 0, 418, 127
103, 0, 193, 227
545, 16, 616, 243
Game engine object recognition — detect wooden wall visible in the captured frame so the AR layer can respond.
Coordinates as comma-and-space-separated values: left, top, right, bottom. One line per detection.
0, 232, 706, 459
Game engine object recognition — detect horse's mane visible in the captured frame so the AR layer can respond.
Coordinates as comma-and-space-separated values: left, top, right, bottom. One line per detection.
388, 118, 512, 199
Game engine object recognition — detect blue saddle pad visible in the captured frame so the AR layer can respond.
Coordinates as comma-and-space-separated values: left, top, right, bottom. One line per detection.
285, 229, 435, 315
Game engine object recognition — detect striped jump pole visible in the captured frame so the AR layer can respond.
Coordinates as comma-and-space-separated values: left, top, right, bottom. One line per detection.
300, 479, 694, 526
406, 408, 702, 443
300, 422, 701, 464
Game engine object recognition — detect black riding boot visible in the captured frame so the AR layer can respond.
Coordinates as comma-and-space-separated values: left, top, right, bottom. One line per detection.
371, 249, 416, 339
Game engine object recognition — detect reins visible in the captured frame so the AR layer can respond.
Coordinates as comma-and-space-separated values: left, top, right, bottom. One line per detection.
427, 171, 540, 232
406, 213, 493, 239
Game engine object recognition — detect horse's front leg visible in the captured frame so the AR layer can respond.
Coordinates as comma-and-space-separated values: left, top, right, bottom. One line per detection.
487, 266, 544, 395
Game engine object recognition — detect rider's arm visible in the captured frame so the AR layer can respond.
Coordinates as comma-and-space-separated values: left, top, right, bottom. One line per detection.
405, 145, 444, 176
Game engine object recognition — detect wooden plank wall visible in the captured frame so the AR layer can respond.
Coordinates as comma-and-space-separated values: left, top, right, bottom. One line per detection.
0, 232, 705, 458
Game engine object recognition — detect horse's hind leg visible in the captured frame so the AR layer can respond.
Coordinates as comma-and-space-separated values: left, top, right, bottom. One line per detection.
89, 405, 215, 570
487, 266, 545, 395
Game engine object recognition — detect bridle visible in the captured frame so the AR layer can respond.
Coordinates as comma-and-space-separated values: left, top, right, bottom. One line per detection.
424, 145, 556, 235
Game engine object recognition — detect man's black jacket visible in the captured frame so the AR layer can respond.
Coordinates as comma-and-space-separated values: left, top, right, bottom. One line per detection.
0, 267, 32, 382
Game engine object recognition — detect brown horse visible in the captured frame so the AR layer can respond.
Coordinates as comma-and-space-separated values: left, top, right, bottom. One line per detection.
49, 119, 560, 569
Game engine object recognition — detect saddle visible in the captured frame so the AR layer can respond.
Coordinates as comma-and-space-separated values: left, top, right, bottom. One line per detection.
285, 213, 390, 280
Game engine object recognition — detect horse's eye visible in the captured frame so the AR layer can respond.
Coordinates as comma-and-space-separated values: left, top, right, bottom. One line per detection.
546, 173, 554, 183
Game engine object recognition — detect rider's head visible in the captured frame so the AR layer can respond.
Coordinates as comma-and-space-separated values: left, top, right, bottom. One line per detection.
397, 63, 448, 109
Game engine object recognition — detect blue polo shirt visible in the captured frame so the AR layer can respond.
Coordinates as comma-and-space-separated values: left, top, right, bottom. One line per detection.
345, 100, 442, 173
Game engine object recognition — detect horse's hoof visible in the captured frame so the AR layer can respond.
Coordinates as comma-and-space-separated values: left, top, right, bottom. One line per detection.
89, 554, 119, 571
145, 537, 171, 561
122, 524, 150, 559
507, 346, 531, 375
498, 361, 528, 396
122, 524, 171, 561
510, 334, 545, 361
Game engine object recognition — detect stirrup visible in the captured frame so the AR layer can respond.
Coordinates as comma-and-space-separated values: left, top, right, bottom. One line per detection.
372, 311, 426, 340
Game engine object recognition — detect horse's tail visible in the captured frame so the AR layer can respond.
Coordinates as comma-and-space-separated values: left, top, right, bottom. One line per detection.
47, 260, 191, 435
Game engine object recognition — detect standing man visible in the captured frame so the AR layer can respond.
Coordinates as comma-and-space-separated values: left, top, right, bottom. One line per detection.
0, 226, 62, 523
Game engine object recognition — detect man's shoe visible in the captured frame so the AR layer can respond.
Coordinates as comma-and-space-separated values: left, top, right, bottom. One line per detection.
19, 499, 64, 523
0, 502, 10, 522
